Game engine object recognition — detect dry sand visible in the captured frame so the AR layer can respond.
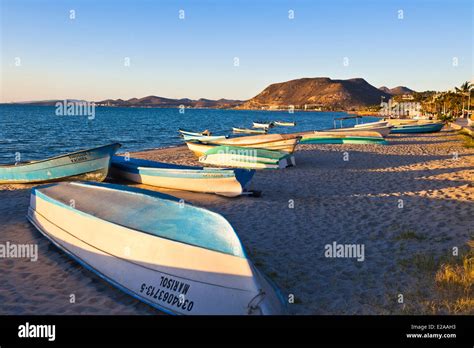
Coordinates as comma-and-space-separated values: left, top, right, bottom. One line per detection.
1, 130, 473, 314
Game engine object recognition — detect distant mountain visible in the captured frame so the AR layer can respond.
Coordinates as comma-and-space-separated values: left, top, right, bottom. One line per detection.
378, 86, 416, 96
4, 79, 416, 111
5, 99, 88, 106
5, 97, 244, 109
96, 96, 243, 109
237, 77, 391, 110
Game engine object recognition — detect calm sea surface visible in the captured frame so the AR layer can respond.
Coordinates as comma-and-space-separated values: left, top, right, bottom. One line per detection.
0, 105, 379, 163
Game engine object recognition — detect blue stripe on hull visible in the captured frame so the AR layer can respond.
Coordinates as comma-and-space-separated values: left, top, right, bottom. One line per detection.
391, 123, 444, 133
111, 156, 255, 184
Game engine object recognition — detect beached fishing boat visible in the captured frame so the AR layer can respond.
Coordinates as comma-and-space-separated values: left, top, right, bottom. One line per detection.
326, 124, 393, 137
390, 122, 444, 134
27, 182, 287, 315
0, 143, 120, 184
111, 156, 255, 197
178, 129, 211, 137
328, 116, 392, 136
232, 127, 267, 134
274, 121, 296, 127
252, 121, 274, 129
296, 131, 388, 145
182, 134, 228, 141
185, 134, 300, 157
199, 146, 295, 169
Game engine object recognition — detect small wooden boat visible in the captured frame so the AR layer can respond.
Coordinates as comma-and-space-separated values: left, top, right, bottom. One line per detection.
252, 121, 274, 129
27, 182, 287, 315
295, 131, 388, 145
111, 156, 255, 197
353, 120, 389, 128
0, 143, 121, 184
232, 127, 267, 134
185, 134, 301, 157
274, 121, 296, 127
390, 122, 444, 134
199, 146, 296, 170
325, 125, 393, 137
178, 129, 211, 137
182, 134, 228, 141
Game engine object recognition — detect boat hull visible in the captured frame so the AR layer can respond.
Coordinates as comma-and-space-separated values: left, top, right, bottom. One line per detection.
232, 128, 267, 134
186, 134, 300, 157
27, 182, 287, 315
198, 146, 296, 169
182, 134, 227, 141
274, 121, 295, 127
325, 125, 392, 137
178, 129, 210, 137
0, 143, 120, 184
252, 122, 274, 129
299, 132, 387, 145
110, 156, 255, 197
391, 123, 444, 133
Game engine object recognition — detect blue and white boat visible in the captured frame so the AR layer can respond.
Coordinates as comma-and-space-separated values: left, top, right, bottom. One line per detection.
111, 156, 255, 197
181, 134, 228, 142
0, 143, 121, 184
178, 128, 211, 137
27, 181, 287, 315
391, 122, 444, 134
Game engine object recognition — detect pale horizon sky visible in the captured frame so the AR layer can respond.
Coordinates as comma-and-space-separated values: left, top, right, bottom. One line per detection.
1, 0, 472, 102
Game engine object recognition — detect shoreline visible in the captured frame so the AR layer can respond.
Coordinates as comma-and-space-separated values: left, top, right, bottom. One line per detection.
1, 130, 473, 314
0, 103, 378, 114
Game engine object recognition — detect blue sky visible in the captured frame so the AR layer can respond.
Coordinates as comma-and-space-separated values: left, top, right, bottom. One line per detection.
1, 0, 472, 102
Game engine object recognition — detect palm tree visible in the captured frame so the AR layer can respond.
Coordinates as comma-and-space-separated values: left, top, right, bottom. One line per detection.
455, 81, 473, 118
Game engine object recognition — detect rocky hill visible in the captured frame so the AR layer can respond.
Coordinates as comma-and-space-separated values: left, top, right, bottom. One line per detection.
236, 77, 392, 111
379, 86, 416, 96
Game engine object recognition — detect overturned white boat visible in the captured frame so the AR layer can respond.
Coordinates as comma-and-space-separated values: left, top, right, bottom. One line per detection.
27, 182, 287, 315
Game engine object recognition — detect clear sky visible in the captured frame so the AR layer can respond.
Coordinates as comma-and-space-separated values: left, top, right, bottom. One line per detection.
0, 0, 472, 102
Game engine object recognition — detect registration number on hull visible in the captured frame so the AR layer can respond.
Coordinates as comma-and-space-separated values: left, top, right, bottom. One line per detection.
68, 152, 91, 163
140, 276, 194, 313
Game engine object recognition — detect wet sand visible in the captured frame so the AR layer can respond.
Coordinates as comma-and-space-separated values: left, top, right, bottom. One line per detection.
1, 130, 473, 314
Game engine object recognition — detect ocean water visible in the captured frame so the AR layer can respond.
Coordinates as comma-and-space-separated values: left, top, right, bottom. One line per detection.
0, 105, 379, 163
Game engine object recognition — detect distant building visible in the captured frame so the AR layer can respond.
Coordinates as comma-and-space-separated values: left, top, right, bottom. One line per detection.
401, 94, 414, 101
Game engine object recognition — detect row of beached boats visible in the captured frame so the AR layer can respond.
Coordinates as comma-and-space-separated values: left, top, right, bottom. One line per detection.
2, 143, 286, 314
177, 119, 445, 170
1, 117, 445, 316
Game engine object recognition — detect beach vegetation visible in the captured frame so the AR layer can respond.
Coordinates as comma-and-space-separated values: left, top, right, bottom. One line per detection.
458, 130, 474, 148
398, 243, 473, 314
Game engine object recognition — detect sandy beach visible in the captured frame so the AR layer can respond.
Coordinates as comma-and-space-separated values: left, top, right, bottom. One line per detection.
1, 129, 472, 315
